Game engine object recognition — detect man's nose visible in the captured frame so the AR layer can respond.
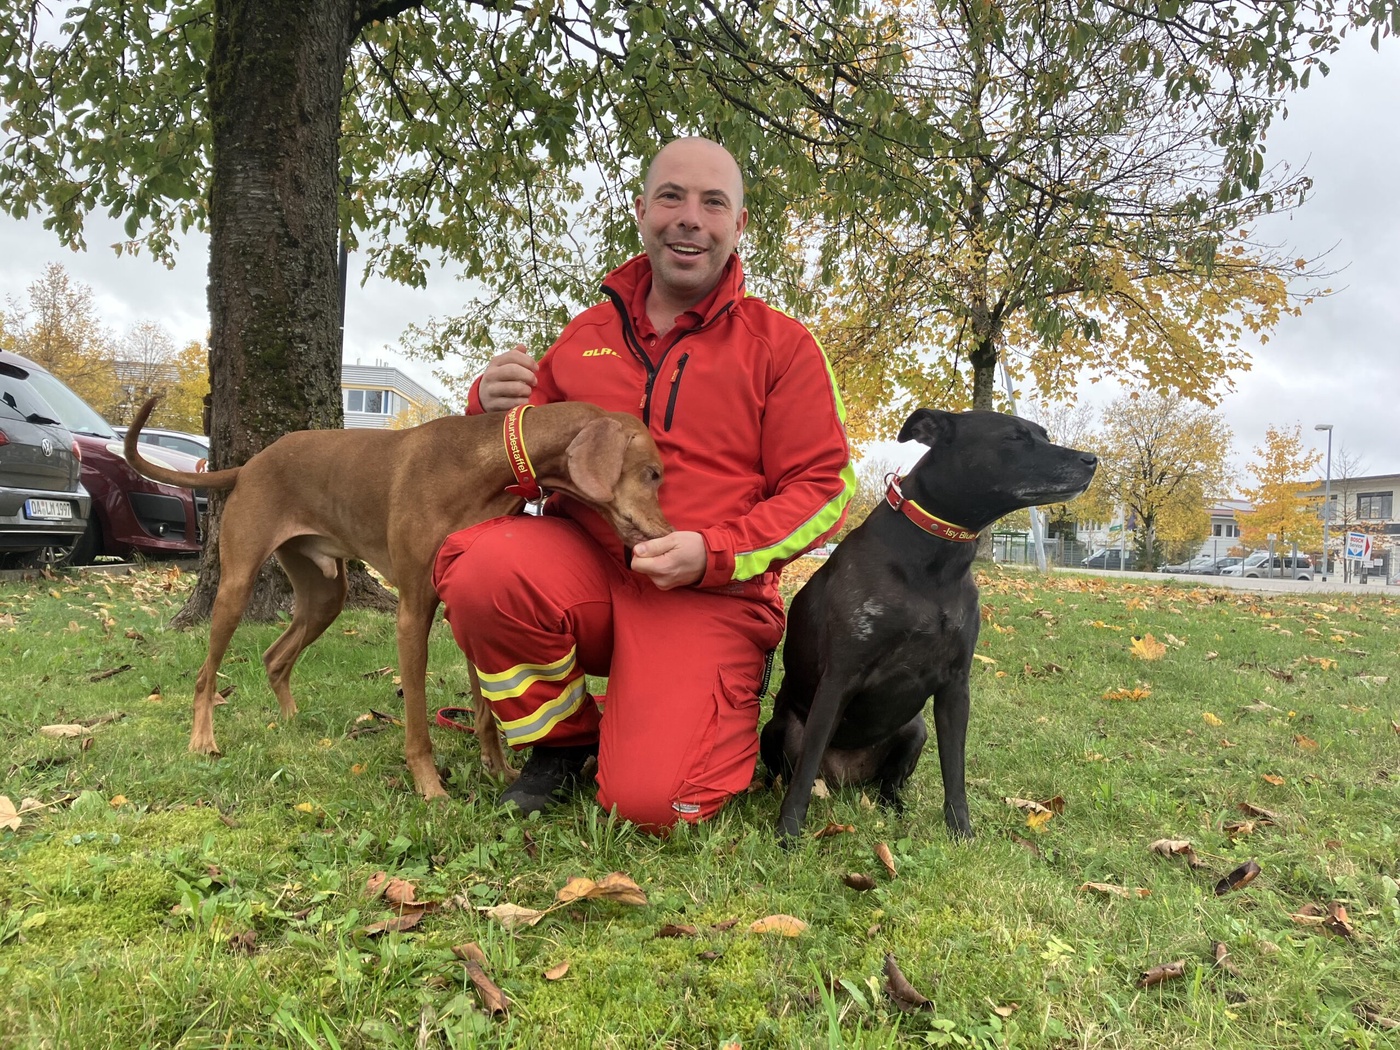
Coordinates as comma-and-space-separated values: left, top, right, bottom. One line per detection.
675, 193, 702, 227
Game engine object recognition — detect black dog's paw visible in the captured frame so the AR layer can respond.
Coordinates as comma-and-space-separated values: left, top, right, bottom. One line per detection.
775, 814, 804, 847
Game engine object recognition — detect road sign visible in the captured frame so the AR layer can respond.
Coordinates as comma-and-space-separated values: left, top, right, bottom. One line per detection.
1345, 531, 1371, 561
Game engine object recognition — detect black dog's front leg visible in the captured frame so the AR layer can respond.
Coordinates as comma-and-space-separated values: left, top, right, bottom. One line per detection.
775, 676, 850, 843
932, 682, 974, 838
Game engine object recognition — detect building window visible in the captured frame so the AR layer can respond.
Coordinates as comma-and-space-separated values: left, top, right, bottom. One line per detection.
345, 389, 394, 414
1357, 492, 1393, 520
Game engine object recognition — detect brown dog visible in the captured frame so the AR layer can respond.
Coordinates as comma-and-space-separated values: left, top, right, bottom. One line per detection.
124, 397, 672, 799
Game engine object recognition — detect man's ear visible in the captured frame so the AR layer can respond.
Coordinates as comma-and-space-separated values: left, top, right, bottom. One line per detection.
897, 408, 954, 448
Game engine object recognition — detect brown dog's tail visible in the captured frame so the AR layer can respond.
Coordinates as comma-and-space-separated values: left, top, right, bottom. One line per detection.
124, 397, 241, 491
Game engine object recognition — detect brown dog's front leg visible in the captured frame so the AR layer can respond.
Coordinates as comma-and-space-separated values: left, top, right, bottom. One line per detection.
469, 660, 518, 783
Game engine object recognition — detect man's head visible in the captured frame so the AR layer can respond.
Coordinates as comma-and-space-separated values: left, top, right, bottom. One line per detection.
635, 137, 748, 311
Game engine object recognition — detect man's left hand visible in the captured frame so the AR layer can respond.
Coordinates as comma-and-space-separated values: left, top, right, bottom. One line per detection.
631, 531, 707, 590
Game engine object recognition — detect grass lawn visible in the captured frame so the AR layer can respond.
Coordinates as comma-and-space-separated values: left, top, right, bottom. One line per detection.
2, 563, 1398, 1049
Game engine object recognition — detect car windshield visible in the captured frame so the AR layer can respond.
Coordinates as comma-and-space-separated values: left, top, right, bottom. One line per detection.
1242, 553, 1268, 566
21, 368, 116, 439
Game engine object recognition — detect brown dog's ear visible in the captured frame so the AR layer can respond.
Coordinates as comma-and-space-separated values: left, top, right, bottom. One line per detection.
565, 417, 630, 503
898, 408, 954, 448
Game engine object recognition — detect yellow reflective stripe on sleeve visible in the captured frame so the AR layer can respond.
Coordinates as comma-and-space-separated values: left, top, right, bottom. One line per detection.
476, 649, 578, 702
496, 677, 588, 746
732, 320, 854, 581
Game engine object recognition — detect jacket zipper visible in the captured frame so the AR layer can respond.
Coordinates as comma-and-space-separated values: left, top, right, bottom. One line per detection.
603, 287, 736, 427
663, 353, 690, 431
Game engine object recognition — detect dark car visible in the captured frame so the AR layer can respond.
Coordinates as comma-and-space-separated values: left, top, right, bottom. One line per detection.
1081, 547, 1138, 571
0, 351, 204, 566
0, 360, 92, 566
1198, 555, 1242, 576
1159, 554, 1216, 574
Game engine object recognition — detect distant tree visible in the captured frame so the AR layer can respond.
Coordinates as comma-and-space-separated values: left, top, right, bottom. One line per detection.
1022, 398, 1097, 538
834, 456, 897, 543
107, 320, 179, 424
3, 263, 120, 412
388, 399, 450, 431
159, 339, 211, 435
1237, 424, 1324, 552
1078, 391, 1233, 571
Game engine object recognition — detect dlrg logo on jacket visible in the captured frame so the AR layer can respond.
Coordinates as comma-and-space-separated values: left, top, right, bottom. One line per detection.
581, 347, 620, 358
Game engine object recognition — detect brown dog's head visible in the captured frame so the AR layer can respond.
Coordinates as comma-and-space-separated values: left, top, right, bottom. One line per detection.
559, 413, 673, 548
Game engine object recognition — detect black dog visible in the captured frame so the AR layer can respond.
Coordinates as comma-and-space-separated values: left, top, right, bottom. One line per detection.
760, 408, 1098, 840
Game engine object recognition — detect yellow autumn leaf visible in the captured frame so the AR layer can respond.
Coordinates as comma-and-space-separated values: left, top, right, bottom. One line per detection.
1130, 634, 1167, 661
749, 914, 808, 937
1202, 712, 1224, 727
1026, 809, 1054, 831
109, 794, 129, 807
294, 802, 317, 813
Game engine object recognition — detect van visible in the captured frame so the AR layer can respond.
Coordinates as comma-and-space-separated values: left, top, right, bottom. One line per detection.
1220, 552, 1313, 580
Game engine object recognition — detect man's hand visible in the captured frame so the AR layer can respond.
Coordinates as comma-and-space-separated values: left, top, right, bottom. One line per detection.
479, 345, 538, 412
631, 531, 707, 590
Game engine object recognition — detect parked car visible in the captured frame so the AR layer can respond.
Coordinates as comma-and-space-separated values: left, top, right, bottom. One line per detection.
1081, 548, 1138, 571
114, 425, 209, 464
1220, 552, 1313, 580
0, 351, 204, 566
1159, 554, 1216, 574
1198, 555, 1242, 576
0, 359, 93, 567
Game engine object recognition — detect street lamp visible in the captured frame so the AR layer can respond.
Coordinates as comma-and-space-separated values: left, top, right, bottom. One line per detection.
1314, 423, 1333, 580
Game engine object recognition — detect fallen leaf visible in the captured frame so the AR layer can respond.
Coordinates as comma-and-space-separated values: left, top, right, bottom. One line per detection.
874, 842, 897, 879
38, 724, 86, 738
810, 778, 830, 799
1136, 959, 1186, 988
358, 912, 423, 936
992, 1003, 1019, 1019
711, 918, 740, 932
884, 953, 933, 1012
1214, 860, 1262, 895
227, 929, 257, 955
554, 872, 648, 907
1202, 712, 1224, 727
1204, 651, 1219, 661
1222, 820, 1256, 839
452, 943, 510, 1017
1130, 634, 1167, 661
1294, 733, 1318, 750
697, 950, 723, 961
1079, 882, 1150, 899
1242, 701, 1279, 713
749, 914, 807, 937
543, 961, 570, 981
1008, 833, 1042, 856
1212, 941, 1240, 976
812, 822, 855, 839
1297, 901, 1356, 937
1102, 686, 1152, 701
1262, 774, 1285, 786
1236, 802, 1282, 825
1148, 838, 1205, 868
1025, 810, 1054, 831
480, 903, 547, 929
109, 794, 128, 808
1355, 1005, 1400, 1030
842, 873, 877, 891
655, 924, 698, 938
972, 653, 996, 665
0, 796, 21, 832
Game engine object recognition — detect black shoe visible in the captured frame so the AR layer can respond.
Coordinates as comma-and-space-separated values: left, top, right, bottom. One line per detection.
499, 743, 597, 815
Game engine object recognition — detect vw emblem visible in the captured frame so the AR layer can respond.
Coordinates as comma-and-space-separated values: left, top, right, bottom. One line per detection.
40, 438, 54, 456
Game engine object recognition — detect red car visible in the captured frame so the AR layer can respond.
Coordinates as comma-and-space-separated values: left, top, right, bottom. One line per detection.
0, 351, 204, 566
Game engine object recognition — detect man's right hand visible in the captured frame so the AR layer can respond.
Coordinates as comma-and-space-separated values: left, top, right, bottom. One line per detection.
478, 345, 538, 412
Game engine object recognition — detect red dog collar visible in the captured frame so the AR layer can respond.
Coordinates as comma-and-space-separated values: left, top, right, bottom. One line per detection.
885, 475, 978, 542
503, 404, 543, 500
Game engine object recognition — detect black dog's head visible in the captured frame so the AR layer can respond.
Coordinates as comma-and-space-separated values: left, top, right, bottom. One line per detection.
897, 408, 1097, 531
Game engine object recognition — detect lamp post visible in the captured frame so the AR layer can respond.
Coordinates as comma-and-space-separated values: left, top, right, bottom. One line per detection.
1314, 423, 1333, 580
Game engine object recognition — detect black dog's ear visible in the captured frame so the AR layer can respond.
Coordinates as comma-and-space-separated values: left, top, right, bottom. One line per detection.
897, 408, 954, 448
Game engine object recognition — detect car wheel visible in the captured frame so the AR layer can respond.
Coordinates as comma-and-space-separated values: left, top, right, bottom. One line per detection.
12, 517, 101, 569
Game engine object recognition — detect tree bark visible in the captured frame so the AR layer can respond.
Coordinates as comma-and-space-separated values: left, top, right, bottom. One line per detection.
174, 0, 367, 627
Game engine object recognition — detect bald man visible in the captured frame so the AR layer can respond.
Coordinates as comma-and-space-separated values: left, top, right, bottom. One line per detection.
435, 138, 854, 830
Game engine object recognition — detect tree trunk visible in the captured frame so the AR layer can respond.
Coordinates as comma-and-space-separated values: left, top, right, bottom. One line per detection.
174, 0, 363, 628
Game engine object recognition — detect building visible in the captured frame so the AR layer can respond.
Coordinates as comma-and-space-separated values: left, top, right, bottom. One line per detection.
1196, 498, 1251, 560
341, 363, 453, 429
1300, 471, 1399, 580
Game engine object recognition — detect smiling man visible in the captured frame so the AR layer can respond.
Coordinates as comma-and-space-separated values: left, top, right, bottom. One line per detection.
434, 137, 854, 830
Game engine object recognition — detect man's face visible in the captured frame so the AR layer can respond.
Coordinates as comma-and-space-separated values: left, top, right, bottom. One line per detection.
635, 140, 748, 309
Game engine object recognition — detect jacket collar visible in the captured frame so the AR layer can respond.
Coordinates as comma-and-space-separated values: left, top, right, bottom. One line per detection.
602, 252, 746, 335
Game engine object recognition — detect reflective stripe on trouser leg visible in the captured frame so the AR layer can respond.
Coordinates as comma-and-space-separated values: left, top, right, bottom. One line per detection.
494, 674, 588, 746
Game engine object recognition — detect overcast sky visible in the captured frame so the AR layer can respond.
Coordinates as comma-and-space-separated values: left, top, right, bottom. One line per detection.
2, 34, 1396, 483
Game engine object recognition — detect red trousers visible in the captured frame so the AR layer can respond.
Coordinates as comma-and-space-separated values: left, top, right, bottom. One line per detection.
432, 516, 785, 831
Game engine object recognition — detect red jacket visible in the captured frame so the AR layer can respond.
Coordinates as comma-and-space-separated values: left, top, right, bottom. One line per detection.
468, 253, 854, 606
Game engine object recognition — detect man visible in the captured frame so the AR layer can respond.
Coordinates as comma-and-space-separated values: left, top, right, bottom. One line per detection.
434, 137, 853, 831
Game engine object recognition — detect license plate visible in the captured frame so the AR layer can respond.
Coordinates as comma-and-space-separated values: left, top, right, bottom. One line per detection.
24, 499, 74, 520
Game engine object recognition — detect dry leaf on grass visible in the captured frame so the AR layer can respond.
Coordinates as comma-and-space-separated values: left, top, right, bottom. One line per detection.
842, 873, 877, 891
874, 842, 897, 879
1079, 882, 1150, 899
543, 961, 570, 981
812, 822, 856, 839
452, 943, 510, 1017
554, 872, 648, 907
749, 914, 807, 937
884, 953, 933, 1012
655, 924, 698, 938
1356, 1005, 1400, 1030
1202, 712, 1224, 727
227, 929, 257, 955
1294, 733, 1319, 750
480, 903, 548, 929
1136, 959, 1186, 988
359, 912, 424, 936
1005, 795, 1065, 816
1212, 941, 1240, 976
1262, 774, 1286, 786
1148, 839, 1206, 869
1222, 820, 1257, 839
1236, 802, 1283, 825
1130, 634, 1167, 661
1290, 901, 1355, 937
38, 724, 86, 739
1214, 860, 1262, 895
